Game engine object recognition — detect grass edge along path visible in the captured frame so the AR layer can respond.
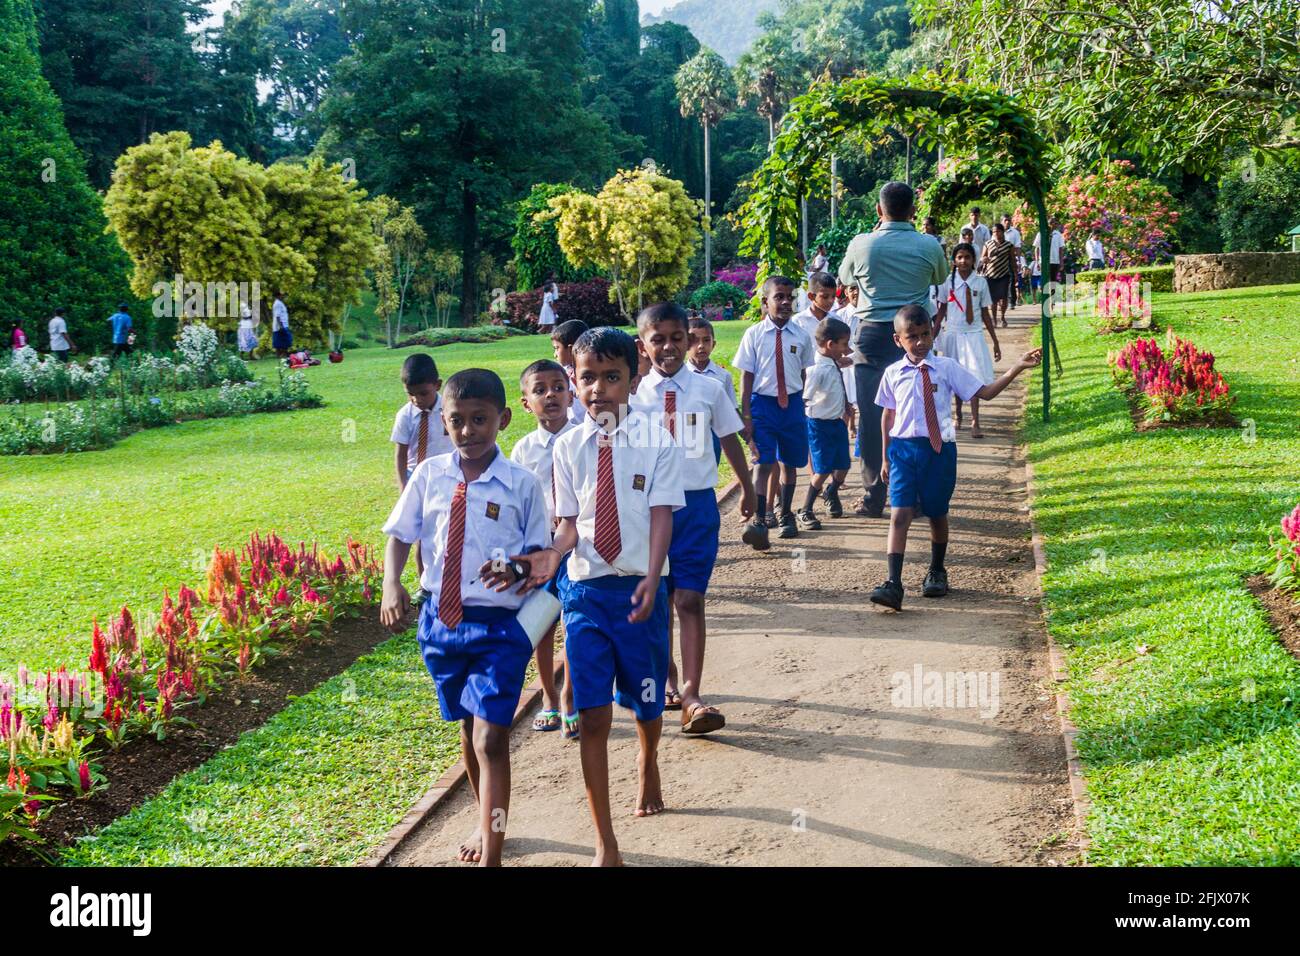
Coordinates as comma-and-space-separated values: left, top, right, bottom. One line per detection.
1023, 283, 1300, 865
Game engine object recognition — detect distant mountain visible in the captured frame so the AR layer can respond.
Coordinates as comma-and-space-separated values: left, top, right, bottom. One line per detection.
642, 0, 781, 64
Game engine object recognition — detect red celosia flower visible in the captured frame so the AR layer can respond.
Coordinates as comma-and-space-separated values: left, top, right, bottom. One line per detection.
78, 761, 92, 793
88, 620, 109, 674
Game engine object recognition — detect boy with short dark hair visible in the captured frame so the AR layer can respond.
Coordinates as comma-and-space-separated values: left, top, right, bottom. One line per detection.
529, 327, 684, 865
869, 306, 1041, 611
393, 354, 454, 594
733, 275, 815, 548
791, 271, 838, 343
799, 317, 855, 527
632, 303, 755, 734
510, 358, 578, 737
380, 368, 553, 866
551, 319, 590, 425
687, 315, 735, 464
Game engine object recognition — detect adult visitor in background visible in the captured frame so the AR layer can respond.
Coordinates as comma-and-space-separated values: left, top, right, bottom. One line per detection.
538, 276, 560, 333
1033, 221, 1066, 286
980, 222, 1017, 329
967, 207, 990, 266
1001, 213, 1022, 308
838, 181, 948, 518
11, 319, 28, 353
237, 301, 258, 359
271, 292, 293, 359
108, 303, 133, 358
48, 308, 74, 361
1086, 232, 1106, 270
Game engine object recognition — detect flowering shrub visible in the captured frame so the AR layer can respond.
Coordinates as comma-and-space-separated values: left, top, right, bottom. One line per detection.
1109, 332, 1236, 425
1271, 505, 1300, 594
504, 278, 626, 332
1051, 161, 1180, 267
712, 263, 759, 296
1095, 272, 1153, 332
0, 532, 382, 846
688, 280, 749, 310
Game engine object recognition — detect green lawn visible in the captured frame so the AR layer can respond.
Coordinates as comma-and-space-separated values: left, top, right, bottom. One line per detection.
2, 319, 748, 865
1024, 283, 1300, 864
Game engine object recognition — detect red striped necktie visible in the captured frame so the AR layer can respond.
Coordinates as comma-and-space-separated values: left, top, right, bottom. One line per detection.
593, 433, 622, 564
438, 482, 467, 628
664, 387, 676, 439
919, 364, 943, 454
775, 328, 789, 409
416, 409, 429, 464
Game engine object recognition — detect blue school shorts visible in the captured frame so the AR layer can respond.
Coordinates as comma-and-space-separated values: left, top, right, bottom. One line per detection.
807, 416, 851, 475
544, 551, 570, 601
416, 601, 534, 727
668, 488, 721, 594
887, 436, 958, 518
563, 575, 669, 722
750, 391, 808, 468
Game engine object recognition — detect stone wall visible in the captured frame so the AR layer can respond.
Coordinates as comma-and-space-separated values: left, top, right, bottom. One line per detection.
1173, 252, 1300, 293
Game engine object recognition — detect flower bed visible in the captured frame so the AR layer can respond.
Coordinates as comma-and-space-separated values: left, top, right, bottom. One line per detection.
1108, 331, 1237, 427
0, 532, 381, 848
0, 370, 321, 455
1271, 505, 1300, 594
1093, 272, 1155, 333
1, 324, 253, 404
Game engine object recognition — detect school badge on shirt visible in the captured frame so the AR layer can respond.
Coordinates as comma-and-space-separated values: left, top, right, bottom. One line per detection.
686, 413, 698, 426
485, 501, 501, 520
632, 474, 646, 491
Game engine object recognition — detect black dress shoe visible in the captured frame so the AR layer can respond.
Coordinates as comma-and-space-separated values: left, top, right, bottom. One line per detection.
777, 510, 799, 538
742, 520, 771, 551
796, 509, 822, 531
922, 568, 949, 598
869, 579, 904, 611
823, 485, 843, 518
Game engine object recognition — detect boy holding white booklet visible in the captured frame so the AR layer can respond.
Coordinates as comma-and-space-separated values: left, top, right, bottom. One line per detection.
380, 368, 557, 868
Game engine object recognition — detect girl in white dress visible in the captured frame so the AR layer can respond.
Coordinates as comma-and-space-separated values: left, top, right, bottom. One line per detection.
537, 280, 560, 332
934, 242, 1000, 438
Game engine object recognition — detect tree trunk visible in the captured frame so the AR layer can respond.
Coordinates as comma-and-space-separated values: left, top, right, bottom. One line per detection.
703, 121, 712, 281
459, 186, 479, 327
830, 155, 839, 224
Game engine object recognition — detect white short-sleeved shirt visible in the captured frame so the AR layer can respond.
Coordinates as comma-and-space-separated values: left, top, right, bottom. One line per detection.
562, 365, 588, 425
1004, 226, 1022, 250
969, 222, 991, 262
804, 354, 851, 421
732, 317, 815, 399
382, 447, 550, 608
552, 411, 685, 581
937, 272, 992, 329
631, 364, 744, 491
690, 360, 735, 404
876, 355, 985, 444
391, 398, 455, 473
1033, 231, 1066, 265
48, 317, 69, 351
790, 306, 836, 345
1086, 238, 1105, 261
272, 299, 290, 331
509, 420, 578, 525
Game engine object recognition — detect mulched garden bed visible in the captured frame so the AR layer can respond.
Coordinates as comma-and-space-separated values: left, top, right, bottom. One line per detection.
1, 609, 393, 867
1118, 390, 1239, 433
1246, 575, 1300, 661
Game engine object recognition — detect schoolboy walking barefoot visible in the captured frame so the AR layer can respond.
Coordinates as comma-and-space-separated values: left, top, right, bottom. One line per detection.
869, 306, 1041, 611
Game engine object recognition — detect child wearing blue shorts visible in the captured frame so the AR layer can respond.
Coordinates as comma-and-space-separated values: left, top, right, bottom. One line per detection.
633, 303, 756, 736
381, 368, 554, 866
797, 316, 855, 528
509, 358, 579, 738
869, 305, 1042, 611
734, 275, 815, 549
530, 327, 684, 866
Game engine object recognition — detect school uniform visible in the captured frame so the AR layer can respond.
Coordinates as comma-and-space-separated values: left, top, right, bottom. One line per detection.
562, 364, 588, 426
632, 365, 743, 594
382, 448, 550, 726
271, 299, 292, 350
803, 354, 852, 475
552, 411, 685, 721
509, 419, 578, 597
936, 271, 995, 384
391, 398, 455, 477
732, 317, 815, 467
690, 360, 735, 463
790, 305, 831, 344
875, 355, 984, 518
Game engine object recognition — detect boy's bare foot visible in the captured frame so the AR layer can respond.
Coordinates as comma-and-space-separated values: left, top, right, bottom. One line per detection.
456, 828, 483, 863
636, 757, 664, 817
591, 845, 624, 867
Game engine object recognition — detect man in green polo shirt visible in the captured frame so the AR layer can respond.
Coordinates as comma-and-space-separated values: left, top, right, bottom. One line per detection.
838, 181, 949, 518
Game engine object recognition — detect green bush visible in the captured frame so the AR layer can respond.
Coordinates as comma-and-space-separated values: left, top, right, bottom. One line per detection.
688, 280, 749, 308
1074, 264, 1174, 293
812, 217, 874, 270
1216, 154, 1300, 252
510, 183, 601, 291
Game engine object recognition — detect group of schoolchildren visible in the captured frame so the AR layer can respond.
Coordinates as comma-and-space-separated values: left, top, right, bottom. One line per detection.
378, 276, 1040, 866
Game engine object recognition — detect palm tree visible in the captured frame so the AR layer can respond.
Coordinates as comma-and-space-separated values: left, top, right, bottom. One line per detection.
735, 33, 805, 146
675, 48, 736, 281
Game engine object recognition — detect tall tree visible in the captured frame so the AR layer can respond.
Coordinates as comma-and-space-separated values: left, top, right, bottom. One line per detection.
676, 48, 736, 279
626, 22, 703, 191
735, 30, 804, 144
915, 0, 1300, 172
35, 0, 211, 187
326, 0, 615, 325
1, 0, 133, 353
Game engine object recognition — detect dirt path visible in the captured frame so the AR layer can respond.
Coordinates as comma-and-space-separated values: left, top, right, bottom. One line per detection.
388, 306, 1077, 867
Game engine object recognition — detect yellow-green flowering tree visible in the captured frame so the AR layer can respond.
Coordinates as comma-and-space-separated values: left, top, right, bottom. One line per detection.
546, 168, 702, 315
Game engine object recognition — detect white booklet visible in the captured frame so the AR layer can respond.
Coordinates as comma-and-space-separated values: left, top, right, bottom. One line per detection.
516, 586, 561, 649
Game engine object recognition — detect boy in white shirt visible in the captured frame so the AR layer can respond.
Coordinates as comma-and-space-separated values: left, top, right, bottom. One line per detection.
687, 315, 735, 466
798, 317, 855, 527
528, 327, 684, 865
551, 319, 590, 425
48, 308, 74, 361
632, 303, 755, 736
734, 275, 816, 548
791, 271, 838, 346
509, 359, 578, 737
869, 306, 1041, 611
380, 368, 553, 866
392, 354, 456, 594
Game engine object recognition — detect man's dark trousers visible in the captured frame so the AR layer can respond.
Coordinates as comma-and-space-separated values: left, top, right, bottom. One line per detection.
854, 320, 906, 511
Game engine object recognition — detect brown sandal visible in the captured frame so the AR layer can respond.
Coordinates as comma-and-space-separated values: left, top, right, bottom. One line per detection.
681, 703, 725, 735
664, 688, 683, 711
